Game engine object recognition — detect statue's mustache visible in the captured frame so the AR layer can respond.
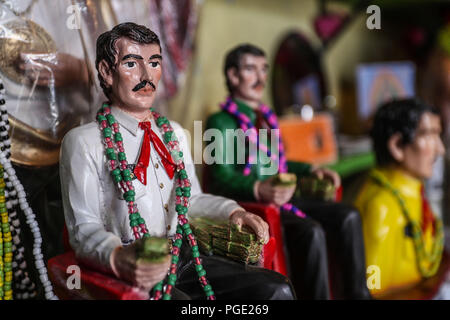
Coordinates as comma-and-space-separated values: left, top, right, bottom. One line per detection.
132, 80, 156, 92
252, 80, 265, 89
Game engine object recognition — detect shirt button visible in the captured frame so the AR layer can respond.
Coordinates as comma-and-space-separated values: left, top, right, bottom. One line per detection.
160, 183, 164, 189
155, 163, 159, 169
164, 203, 169, 212
167, 225, 171, 231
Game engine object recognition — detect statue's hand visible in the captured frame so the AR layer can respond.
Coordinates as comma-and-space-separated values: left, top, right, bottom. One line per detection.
310, 167, 341, 188
110, 241, 171, 291
18, 52, 88, 88
229, 209, 269, 244
255, 176, 296, 206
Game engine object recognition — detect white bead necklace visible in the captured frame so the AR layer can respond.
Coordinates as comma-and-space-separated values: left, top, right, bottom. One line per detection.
0, 82, 37, 298
0, 78, 57, 300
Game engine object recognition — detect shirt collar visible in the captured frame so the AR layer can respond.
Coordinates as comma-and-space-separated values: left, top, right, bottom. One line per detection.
110, 105, 142, 136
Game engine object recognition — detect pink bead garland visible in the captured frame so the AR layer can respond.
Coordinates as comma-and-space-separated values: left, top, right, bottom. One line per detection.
220, 97, 306, 219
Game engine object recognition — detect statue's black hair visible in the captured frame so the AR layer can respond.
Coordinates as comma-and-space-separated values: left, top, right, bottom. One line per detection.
371, 98, 439, 166
96, 22, 161, 98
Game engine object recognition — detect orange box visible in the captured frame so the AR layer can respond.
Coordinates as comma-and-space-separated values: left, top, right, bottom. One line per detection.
279, 113, 337, 165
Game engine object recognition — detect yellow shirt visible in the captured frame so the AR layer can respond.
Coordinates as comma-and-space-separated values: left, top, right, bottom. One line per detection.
354, 167, 435, 297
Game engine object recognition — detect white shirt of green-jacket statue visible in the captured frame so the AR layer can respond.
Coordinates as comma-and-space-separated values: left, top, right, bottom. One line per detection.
60, 106, 242, 274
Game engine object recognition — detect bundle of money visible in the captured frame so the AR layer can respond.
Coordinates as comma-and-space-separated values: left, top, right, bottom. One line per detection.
299, 176, 336, 201
212, 238, 262, 263
212, 247, 261, 264
135, 237, 170, 263
191, 221, 214, 254
210, 223, 257, 244
190, 218, 263, 264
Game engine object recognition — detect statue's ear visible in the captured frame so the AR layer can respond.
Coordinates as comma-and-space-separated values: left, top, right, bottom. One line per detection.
227, 67, 240, 88
388, 132, 404, 162
98, 60, 113, 88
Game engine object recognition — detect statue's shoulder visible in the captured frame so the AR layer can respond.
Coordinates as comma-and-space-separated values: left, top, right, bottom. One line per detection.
168, 119, 183, 131
167, 120, 188, 141
206, 110, 237, 130
62, 122, 102, 150
65, 121, 99, 138
355, 178, 400, 217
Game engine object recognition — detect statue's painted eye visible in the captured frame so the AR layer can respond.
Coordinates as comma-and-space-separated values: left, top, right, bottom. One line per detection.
150, 61, 160, 68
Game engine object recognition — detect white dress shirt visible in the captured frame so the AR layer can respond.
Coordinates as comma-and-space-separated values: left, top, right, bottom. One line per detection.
60, 106, 242, 273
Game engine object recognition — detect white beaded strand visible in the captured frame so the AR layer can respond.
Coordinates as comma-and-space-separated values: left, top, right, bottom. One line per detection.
0, 149, 57, 299
0, 80, 37, 299
5, 178, 37, 298
0, 78, 57, 300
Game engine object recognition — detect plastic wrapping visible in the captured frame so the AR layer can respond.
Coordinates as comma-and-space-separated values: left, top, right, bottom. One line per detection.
0, 1, 94, 166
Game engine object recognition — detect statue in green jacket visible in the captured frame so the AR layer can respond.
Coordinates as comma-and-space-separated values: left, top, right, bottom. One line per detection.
205, 43, 371, 300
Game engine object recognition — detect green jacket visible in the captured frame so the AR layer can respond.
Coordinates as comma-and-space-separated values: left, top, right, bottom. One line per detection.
205, 99, 311, 201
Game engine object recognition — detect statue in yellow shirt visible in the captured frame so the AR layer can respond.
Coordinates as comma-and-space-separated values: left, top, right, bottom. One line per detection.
354, 98, 445, 297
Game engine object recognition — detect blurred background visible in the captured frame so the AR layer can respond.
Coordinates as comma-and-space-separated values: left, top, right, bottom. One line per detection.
3, 0, 450, 299
162, 0, 450, 226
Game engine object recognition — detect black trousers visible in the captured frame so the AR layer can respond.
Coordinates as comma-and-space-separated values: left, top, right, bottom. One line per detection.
281, 199, 371, 300
173, 241, 296, 300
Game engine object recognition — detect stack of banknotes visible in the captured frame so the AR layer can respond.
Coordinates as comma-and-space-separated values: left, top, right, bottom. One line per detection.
191, 218, 264, 264
135, 237, 170, 263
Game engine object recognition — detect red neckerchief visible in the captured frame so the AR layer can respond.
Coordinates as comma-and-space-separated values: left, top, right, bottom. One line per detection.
420, 185, 435, 235
134, 121, 176, 185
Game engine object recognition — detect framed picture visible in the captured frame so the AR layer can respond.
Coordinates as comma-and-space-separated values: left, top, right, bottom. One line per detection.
356, 61, 415, 120
292, 74, 322, 110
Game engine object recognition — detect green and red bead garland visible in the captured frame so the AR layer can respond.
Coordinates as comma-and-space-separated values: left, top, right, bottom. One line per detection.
96, 102, 214, 300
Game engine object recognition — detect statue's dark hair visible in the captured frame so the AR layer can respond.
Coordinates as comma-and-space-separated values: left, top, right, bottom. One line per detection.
95, 22, 161, 98
370, 98, 439, 166
223, 43, 265, 94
